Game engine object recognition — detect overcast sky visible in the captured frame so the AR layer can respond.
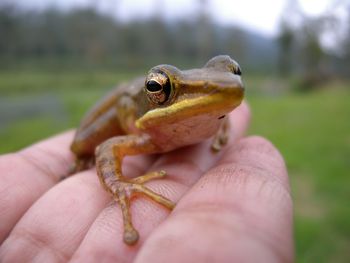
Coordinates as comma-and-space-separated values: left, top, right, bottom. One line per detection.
11, 0, 344, 36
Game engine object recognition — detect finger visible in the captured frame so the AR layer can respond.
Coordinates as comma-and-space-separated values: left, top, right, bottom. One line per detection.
0, 170, 107, 262
70, 102, 251, 262
0, 156, 155, 262
135, 136, 294, 263
0, 131, 75, 242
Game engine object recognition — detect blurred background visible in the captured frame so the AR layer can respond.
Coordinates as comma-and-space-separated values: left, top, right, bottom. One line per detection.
0, 0, 349, 261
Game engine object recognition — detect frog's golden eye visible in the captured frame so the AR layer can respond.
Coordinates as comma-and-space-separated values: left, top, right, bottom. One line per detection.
232, 64, 242, 76
233, 66, 242, 75
145, 70, 172, 105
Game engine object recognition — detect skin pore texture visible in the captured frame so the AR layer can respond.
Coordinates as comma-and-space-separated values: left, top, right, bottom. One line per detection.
0, 102, 294, 263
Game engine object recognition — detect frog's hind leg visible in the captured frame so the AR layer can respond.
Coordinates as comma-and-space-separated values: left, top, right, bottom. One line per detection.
70, 108, 124, 175
70, 156, 95, 174
57, 155, 95, 181
95, 134, 175, 245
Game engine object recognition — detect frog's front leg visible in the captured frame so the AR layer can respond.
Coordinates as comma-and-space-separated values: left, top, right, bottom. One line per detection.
211, 117, 230, 152
95, 134, 175, 245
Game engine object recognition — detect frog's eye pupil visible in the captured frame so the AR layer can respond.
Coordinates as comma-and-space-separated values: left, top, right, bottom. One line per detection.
145, 70, 172, 105
146, 80, 163, 92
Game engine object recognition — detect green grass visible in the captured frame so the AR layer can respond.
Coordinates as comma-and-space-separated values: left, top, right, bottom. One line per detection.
0, 70, 138, 94
0, 70, 134, 152
0, 71, 349, 262
248, 86, 350, 263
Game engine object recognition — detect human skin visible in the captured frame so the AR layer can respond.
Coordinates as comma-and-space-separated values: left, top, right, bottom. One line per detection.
0, 102, 294, 263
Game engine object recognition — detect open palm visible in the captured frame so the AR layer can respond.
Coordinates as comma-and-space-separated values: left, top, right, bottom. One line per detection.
0, 102, 293, 263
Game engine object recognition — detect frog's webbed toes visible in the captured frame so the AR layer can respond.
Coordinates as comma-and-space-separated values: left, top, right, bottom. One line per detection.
113, 172, 175, 245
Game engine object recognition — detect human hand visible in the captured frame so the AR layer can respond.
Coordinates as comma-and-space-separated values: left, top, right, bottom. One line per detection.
0, 102, 294, 262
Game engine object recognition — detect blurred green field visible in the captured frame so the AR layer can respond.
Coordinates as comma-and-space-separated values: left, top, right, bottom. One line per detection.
0, 71, 349, 262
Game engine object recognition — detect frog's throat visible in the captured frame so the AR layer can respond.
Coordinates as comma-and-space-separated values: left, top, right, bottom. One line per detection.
135, 90, 243, 130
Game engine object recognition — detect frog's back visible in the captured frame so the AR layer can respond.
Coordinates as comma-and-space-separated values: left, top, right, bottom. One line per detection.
71, 76, 146, 158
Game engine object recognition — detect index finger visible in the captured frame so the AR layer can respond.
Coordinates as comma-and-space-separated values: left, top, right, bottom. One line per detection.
0, 131, 75, 242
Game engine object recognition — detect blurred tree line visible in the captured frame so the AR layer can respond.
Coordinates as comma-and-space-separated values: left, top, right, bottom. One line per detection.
0, 1, 277, 72
277, 0, 350, 89
0, 0, 349, 86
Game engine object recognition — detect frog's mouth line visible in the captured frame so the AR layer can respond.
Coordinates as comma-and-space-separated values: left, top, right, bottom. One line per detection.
136, 88, 243, 130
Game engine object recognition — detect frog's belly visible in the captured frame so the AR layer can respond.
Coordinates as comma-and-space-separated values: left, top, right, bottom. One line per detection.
145, 113, 223, 152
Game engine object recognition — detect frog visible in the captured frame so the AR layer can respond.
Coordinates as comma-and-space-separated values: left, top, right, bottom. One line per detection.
70, 55, 244, 245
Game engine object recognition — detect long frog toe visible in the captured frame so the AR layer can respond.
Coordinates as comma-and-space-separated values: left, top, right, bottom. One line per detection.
119, 175, 175, 211
130, 181, 175, 209
130, 170, 167, 184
